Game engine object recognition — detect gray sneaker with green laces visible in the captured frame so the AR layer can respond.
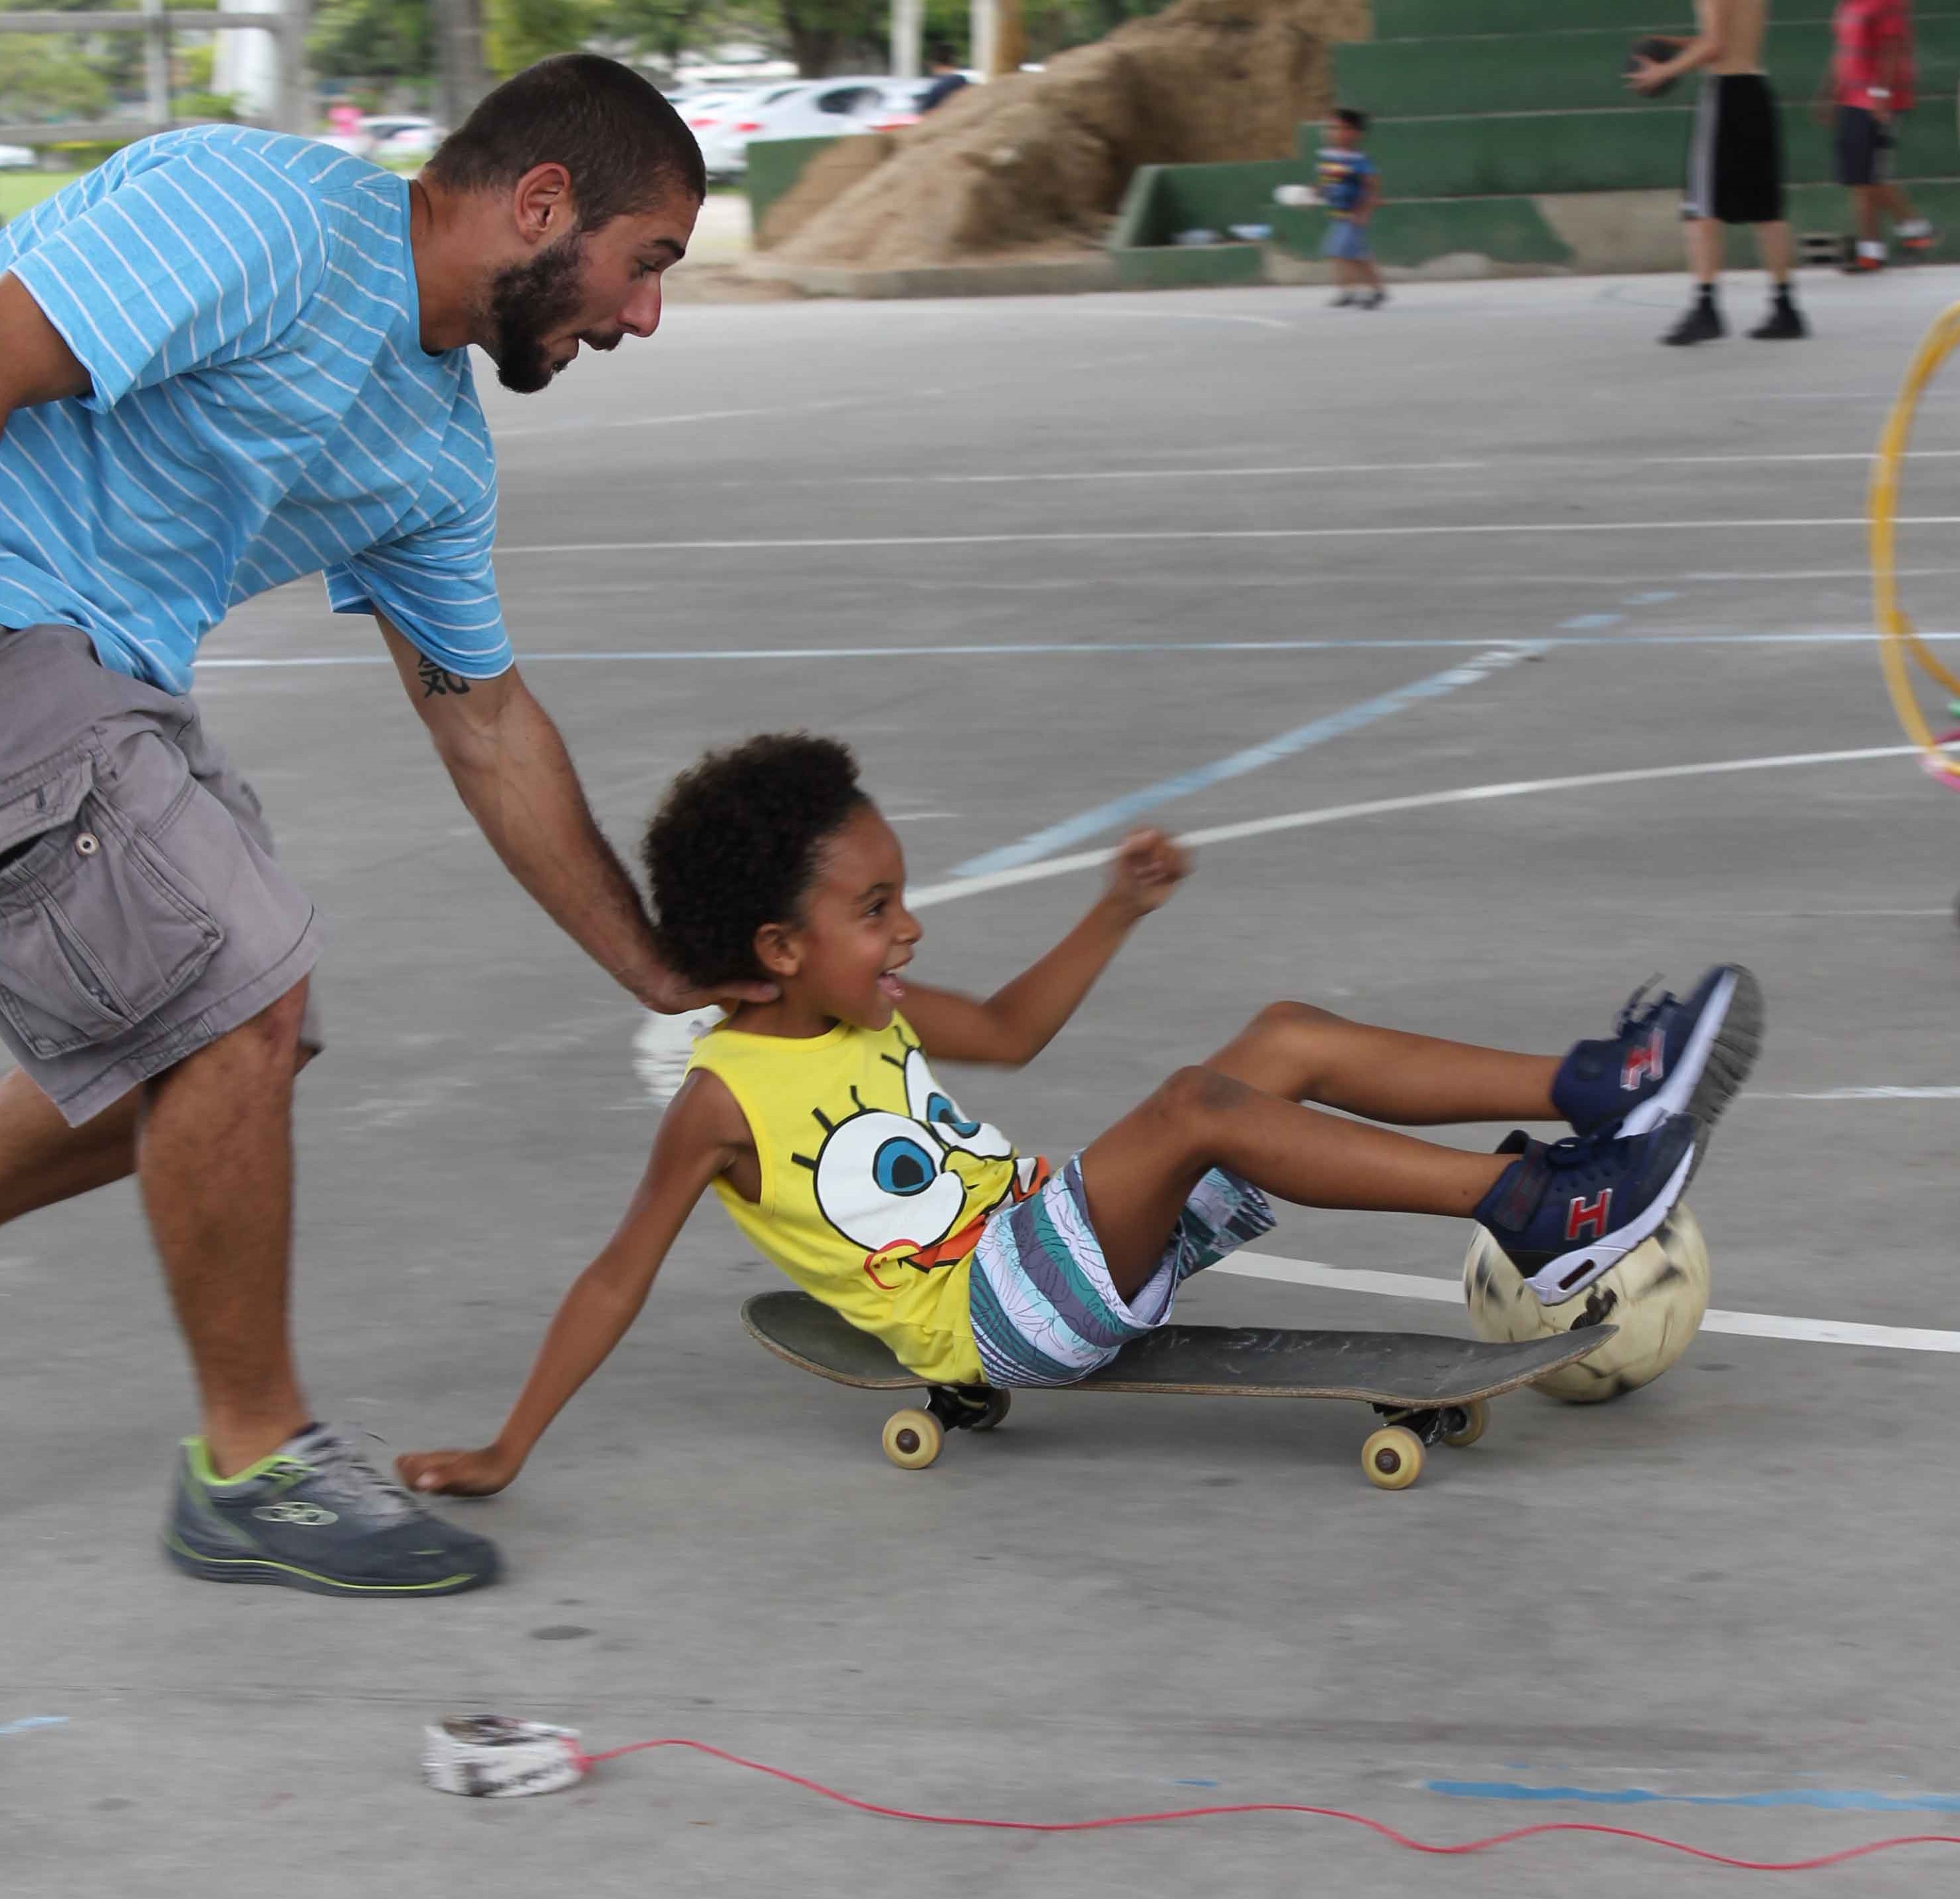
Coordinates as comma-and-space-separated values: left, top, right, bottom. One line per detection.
164, 1424, 501, 1597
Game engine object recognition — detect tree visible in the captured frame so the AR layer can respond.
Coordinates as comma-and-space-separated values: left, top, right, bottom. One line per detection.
0, 37, 113, 124
309, 0, 436, 83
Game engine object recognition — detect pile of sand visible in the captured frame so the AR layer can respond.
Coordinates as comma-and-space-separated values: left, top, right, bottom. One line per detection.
762, 0, 1368, 269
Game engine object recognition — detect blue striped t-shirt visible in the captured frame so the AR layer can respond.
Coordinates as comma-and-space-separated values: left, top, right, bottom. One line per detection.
0, 125, 511, 694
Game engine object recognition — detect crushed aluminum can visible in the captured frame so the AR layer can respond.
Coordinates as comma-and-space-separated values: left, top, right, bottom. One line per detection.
422, 1714, 586, 1798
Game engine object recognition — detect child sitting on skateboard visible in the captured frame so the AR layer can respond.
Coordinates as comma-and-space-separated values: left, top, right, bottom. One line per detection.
399, 734, 1760, 1496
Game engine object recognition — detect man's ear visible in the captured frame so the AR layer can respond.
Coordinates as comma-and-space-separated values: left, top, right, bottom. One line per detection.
753, 922, 802, 981
511, 162, 576, 245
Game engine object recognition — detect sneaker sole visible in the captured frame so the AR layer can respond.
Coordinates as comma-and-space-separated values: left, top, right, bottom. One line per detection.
163, 1529, 499, 1598
1618, 964, 1763, 1139
1524, 1129, 1700, 1304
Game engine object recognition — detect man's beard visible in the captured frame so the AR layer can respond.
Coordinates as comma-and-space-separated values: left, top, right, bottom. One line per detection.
487, 235, 590, 394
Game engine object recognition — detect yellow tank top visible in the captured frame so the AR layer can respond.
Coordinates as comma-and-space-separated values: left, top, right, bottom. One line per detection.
686, 1013, 1048, 1385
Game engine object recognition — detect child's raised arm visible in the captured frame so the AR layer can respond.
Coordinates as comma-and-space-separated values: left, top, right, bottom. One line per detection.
395, 1070, 747, 1496
900, 828, 1190, 1067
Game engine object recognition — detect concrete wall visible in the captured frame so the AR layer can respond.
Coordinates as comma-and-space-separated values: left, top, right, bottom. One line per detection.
1341, 21, 1960, 120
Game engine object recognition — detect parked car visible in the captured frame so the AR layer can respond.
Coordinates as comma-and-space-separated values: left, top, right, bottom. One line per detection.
689, 83, 803, 181
371, 119, 444, 164
705, 77, 900, 179
858, 78, 954, 132
0, 143, 37, 172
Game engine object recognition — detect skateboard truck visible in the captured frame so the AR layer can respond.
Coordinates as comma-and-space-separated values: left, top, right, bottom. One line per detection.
886, 1384, 1012, 1468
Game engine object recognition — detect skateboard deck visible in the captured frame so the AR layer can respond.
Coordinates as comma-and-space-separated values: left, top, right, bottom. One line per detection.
741, 1289, 1616, 1490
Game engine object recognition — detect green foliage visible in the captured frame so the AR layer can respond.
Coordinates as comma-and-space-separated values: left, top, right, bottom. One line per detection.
175, 89, 241, 121
0, 38, 112, 124
309, 0, 437, 80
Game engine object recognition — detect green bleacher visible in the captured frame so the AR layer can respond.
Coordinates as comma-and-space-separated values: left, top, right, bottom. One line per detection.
1114, 0, 1960, 279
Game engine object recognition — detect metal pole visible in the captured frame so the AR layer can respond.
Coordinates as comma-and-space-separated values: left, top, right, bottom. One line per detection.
435, 0, 489, 129
891, 0, 923, 80
969, 0, 995, 80
141, 0, 171, 130
272, 0, 312, 133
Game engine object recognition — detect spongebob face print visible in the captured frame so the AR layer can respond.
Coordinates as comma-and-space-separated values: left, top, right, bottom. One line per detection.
791, 1031, 1040, 1285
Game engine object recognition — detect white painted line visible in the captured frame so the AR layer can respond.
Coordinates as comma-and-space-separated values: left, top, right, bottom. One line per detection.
495, 516, 1960, 559
948, 645, 1546, 879
905, 743, 1935, 909
803, 461, 1496, 487
786, 448, 1960, 491
1210, 1252, 1960, 1353
1751, 1086, 1960, 1101
492, 397, 859, 443
190, 629, 1960, 675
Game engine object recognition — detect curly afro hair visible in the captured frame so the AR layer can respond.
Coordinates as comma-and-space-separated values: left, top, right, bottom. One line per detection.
642, 733, 869, 988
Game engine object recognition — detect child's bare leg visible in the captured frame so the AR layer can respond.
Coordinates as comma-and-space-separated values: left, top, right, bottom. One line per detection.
1077, 1067, 1507, 1299
1204, 1001, 1557, 1126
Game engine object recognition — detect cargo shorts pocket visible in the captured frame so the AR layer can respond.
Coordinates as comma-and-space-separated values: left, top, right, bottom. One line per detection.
0, 742, 224, 1058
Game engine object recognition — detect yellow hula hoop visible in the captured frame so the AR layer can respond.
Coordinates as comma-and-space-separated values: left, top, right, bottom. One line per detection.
1870, 296, 1960, 784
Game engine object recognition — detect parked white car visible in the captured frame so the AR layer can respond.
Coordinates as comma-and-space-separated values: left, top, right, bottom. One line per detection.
687, 84, 798, 181
0, 143, 37, 172
370, 118, 443, 164
701, 78, 903, 179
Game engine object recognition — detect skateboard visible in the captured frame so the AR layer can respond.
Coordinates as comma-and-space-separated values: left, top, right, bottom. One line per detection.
740, 1289, 1617, 1492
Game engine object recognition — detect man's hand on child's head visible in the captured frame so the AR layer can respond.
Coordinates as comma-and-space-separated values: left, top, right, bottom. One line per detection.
396, 1444, 521, 1497
1107, 828, 1192, 918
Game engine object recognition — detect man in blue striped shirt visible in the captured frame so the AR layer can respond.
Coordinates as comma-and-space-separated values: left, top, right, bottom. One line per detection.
0, 56, 766, 1598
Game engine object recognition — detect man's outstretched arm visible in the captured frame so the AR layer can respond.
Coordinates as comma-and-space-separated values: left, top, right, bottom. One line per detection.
378, 615, 770, 1014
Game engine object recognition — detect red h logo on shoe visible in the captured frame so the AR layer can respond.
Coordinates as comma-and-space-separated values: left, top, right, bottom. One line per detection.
1622, 1031, 1665, 1091
1565, 1190, 1611, 1242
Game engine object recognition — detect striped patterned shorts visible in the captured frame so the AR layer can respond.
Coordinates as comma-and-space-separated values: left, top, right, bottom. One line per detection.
967, 1154, 1275, 1388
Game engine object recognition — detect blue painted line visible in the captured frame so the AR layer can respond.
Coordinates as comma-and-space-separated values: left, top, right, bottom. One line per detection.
0, 1717, 67, 1738
1624, 590, 1680, 604
1174, 1779, 1222, 1788
946, 645, 1547, 879
1426, 1780, 1960, 1814
1559, 613, 1625, 630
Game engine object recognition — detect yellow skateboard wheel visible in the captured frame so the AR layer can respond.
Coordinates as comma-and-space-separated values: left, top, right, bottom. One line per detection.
882, 1408, 943, 1470
1442, 1398, 1489, 1448
972, 1391, 1012, 1432
1361, 1424, 1425, 1490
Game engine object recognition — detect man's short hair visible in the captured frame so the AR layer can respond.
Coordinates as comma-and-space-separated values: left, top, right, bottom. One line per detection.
1335, 106, 1370, 134
926, 39, 957, 66
424, 53, 705, 231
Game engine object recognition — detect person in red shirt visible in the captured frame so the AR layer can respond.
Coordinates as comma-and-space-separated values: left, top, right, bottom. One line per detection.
1822, 0, 1935, 269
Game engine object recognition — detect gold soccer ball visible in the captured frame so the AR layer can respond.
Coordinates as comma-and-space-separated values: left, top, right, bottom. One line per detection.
1462, 1205, 1710, 1403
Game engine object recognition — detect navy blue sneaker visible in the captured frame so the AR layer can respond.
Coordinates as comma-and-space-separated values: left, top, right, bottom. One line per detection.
1473, 1113, 1701, 1304
1553, 964, 1763, 1140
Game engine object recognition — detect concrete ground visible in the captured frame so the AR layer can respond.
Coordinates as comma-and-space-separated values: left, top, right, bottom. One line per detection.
7, 266, 1960, 1896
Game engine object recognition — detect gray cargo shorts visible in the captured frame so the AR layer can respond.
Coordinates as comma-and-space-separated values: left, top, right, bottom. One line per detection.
0, 625, 324, 1126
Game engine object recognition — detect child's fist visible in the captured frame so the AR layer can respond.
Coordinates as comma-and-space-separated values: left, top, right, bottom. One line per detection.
1108, 828, 1191, 916
396, 1444, 519, 1497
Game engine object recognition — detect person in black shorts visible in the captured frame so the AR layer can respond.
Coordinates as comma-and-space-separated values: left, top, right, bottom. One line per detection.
1820, 0, 1933, 272
1630, 0, 1808, 346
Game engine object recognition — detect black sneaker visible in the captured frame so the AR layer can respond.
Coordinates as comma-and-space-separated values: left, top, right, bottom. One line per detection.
1330, 290, 1355, 307
1359, 289, 1389, 310
1662, 300, 1725, 346
1749, 300, 1808, 340
164, 1424, 502, 1598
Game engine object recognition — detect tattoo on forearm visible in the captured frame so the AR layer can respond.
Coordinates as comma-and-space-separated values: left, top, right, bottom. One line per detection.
418, 657, 472, 699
